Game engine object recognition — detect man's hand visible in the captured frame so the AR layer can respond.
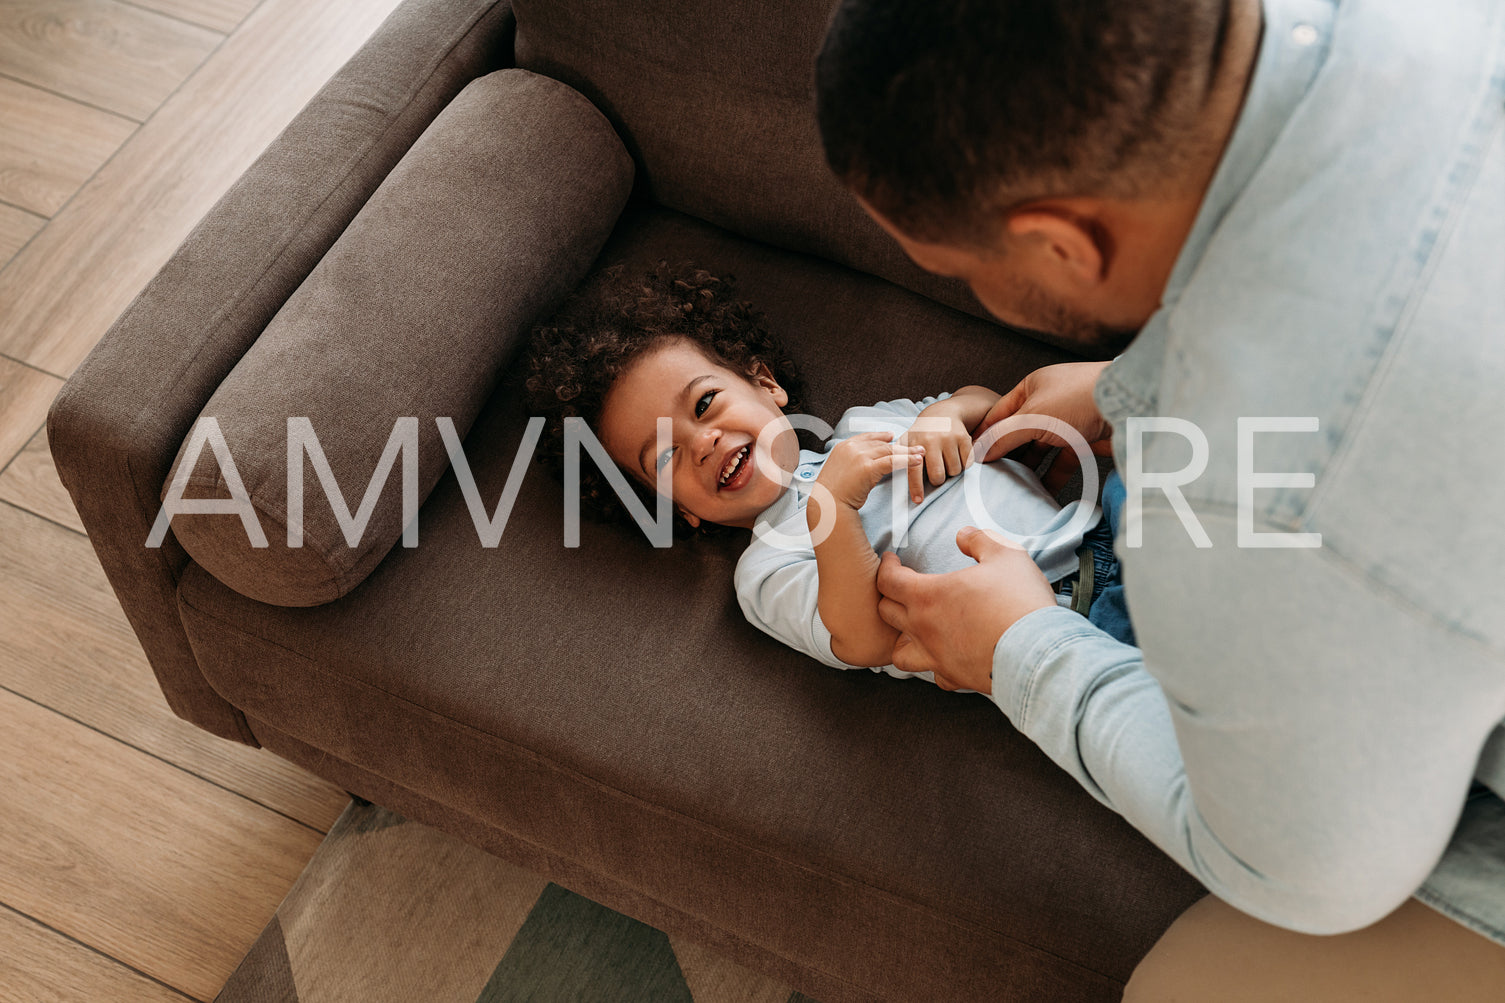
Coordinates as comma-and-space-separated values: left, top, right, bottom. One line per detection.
976, 361, 1113, 463
875, 527, 1057, 692
815, 431, 924, 510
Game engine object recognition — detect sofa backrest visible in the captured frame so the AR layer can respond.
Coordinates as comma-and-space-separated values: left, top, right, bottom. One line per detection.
511, 0, 999, 325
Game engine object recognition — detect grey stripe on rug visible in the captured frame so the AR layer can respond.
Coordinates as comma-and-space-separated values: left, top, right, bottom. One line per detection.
216, 800, 817, 1003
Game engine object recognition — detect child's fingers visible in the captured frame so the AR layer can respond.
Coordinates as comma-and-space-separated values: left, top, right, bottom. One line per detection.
870, 440, 923, 459
882, 449, 924, 476
925, 445, 947, 486
907, 450, 926, 503
943, 439, 966, 478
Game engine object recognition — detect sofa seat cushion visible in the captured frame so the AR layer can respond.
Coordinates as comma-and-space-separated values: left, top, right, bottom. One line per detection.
163, 68, 632, 608
178, 206, 1204, 1001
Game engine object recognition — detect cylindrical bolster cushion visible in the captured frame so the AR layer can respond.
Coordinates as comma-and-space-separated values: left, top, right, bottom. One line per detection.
162, 69, 633, 606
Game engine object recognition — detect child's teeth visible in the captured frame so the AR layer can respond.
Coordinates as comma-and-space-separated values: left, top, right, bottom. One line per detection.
719, 446, 747, 485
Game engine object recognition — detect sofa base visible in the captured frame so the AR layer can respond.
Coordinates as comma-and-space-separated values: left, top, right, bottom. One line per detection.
251, 717, 906, 1003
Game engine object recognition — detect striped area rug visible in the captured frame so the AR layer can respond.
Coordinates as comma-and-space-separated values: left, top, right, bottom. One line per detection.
216, 799, 818, 1003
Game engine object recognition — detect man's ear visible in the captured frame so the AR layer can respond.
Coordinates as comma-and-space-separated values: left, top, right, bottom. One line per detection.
678, 508, 701, 528
749, 362, 790, 408
1005, 204, 1109, 286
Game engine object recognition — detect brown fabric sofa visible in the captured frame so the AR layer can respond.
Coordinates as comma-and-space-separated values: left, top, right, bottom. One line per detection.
49, 1, 1207, 999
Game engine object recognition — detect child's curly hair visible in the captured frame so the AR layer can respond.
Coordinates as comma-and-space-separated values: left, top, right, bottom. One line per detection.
525, 260, 806, 532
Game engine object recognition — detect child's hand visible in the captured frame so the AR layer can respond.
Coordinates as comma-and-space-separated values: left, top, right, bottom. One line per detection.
816, 432, 925, 509
899, 412, 974, 504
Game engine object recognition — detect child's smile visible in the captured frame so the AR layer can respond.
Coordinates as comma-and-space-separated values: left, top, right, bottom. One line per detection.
718, 444, 753, 490
599, 339, 801, 529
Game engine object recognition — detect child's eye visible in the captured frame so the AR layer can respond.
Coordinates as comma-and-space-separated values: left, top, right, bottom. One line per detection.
694, 390, 717, 418
655, 446, 676, 473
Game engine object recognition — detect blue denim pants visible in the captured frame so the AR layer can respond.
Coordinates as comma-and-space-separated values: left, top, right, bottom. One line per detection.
1060, 469, 1136, 647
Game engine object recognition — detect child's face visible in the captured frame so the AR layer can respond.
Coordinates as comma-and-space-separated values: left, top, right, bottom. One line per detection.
599, 340, 800, 529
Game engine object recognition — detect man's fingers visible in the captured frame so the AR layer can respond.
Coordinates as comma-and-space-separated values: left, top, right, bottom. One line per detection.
876, 596, 912, 633
907, 453, 925, 503
980, 423, 1061, 463
977, 381, 1026, 433
875, 550, 923, 604
892, 633, 959, 690
1042, 445, 1084, 493
955, 525, 1020, 563
1039, 439, 1110, 493
890, 632, 940, 675
1018, 441, 1053, 471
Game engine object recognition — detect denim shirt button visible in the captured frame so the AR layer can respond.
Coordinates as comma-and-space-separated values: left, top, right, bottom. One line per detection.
1291, 23, 1318, 45
796, 466, 816, 481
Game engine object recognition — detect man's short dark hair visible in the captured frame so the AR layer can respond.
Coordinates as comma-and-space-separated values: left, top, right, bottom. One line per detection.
816, 0, 1230, 246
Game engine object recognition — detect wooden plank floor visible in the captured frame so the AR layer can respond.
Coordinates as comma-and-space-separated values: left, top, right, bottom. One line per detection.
0, 0, 404, 377
0, 72, 136, 216
126, 0, 259, 35
0, 0, 405, 997
0, 0, 222, 121
0, 202, 44, 260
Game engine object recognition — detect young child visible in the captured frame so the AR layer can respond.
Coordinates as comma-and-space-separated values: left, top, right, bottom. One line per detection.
526, 263, 1133, 684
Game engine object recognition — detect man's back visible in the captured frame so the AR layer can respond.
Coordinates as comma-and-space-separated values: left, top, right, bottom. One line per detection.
1083, 0, 1505, 935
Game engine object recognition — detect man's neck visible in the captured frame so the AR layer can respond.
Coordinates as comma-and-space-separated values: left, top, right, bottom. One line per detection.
1186, 0, 1266, 199
1104, 0, 1265, 328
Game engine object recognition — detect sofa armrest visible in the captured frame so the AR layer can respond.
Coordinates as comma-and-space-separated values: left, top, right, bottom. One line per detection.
167, 68, 631, 607
47, 0, 516, 745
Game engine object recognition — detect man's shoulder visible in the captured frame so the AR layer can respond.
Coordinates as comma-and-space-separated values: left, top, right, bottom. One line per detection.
1146, 0, 1504, 516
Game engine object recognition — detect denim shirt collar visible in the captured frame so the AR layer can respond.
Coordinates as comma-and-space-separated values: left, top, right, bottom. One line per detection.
1096, 0, 1337, 423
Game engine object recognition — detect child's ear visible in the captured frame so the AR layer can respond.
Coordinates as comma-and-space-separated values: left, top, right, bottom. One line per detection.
679, 508, 701, 528
748, 362, 790, 408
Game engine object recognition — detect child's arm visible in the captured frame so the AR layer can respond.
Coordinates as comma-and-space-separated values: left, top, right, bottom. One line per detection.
808, 432, 925, 667
920, 385, 1003, 433
899, 386, 1003, 503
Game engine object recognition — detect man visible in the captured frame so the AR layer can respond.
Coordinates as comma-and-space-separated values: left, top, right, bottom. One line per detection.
816, 0, 1505, 997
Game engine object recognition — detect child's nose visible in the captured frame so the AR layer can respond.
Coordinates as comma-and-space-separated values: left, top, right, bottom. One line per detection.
694, 426, 719, 464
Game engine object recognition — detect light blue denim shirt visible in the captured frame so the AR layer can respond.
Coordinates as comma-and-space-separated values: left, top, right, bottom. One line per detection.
989, 0, 1505, 939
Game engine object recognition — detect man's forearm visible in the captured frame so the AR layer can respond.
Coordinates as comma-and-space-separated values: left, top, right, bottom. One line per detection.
809, 496, 896, 666
990, 506, 1499, 935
